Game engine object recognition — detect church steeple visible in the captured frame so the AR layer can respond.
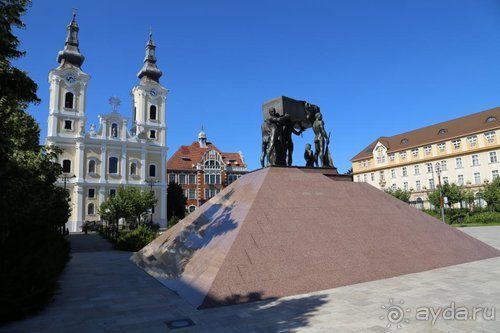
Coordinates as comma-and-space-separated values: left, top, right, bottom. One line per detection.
57, 12, 85, 68
137, 31, 163, 83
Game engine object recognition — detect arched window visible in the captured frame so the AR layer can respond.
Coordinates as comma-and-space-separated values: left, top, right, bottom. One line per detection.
149, 105, 157, 120
109, 157, 118, 174
62, 159, 71, 173
130, 162, 137, 176
88, 160, 96, 174
87, 203, 95, 215
65, 92, 74, 109
416, 197, 424, 210
111, 123, 118, 138
149, 164, 156, 177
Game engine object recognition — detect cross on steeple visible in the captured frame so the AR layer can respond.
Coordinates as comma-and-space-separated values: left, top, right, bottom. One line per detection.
108, 96, 121, 111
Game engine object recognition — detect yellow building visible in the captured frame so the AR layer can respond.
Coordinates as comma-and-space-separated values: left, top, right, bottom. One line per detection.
45, 14, 168, 231
351, 107, 500, 209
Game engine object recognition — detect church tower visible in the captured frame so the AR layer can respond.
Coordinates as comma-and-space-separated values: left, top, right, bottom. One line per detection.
47, 13, 90, 139
131, 32, 168, 146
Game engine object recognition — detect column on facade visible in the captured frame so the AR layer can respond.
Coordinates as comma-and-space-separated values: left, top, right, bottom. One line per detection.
100, 145, 107, 182
141, 148, 147, 181
101, 119, 107, 139
160, 149, 167, 227
74, 185, 84, 232
76, 142, 85, 183
121, 145, 127, 184
78, 83, 85, 114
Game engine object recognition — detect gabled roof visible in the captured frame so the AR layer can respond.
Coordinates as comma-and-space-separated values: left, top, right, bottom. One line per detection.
167, 141, 246, 171
351, 107, 500, 161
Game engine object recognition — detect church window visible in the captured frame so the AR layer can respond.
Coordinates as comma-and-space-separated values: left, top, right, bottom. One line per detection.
149, 164, 157, 177
87, 203, 95, 215
65, 92, 74, 109
64, 120, 73, 130
149, 130, 156, 139
88, 188, 95, 198
62, 159, 71, 173
109, 157, 118, 174
88, 160, 96, 174
149, 105, 157, 120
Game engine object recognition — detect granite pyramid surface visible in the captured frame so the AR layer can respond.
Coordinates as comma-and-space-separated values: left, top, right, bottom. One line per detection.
131, 167, 500, 308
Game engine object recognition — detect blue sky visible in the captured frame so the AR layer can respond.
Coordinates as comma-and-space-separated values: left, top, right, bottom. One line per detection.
14, 0, 500, 172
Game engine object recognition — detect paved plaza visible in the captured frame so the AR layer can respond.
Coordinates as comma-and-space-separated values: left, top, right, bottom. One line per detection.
2, 227, 500, 333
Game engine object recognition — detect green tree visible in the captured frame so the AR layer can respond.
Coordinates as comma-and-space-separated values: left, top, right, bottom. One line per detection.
483, 177, 500, 211
0, 0, 70, 324
427, 183, 464, 208
384, 187, 411, 203
167, 182, 186, 220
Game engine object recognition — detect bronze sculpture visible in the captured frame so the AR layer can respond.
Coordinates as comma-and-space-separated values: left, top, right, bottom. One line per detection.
304, 143, 315, 167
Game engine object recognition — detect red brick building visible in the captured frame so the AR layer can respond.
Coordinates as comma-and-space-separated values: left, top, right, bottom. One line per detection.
166, 128, 248, 213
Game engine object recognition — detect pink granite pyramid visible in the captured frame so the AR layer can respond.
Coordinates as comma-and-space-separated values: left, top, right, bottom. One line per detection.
131, 167, 500, 308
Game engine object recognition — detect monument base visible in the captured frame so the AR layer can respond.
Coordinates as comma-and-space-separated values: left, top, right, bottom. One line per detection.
131, 167, 500, 309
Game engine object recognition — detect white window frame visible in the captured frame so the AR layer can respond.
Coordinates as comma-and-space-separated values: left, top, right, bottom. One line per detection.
452, 139, 461, 149
492, 170, 499, 180
149, 130, 157, 139
414, 165, 420, 175
489, 152, 498, 164
416, 180, 421, 191
63, 119, 73, 131
148, 163, 157, 178
108, 156, 119, 174
455, 157, 463, 169
441, 160, 447, 171
87, 202, 95, 215
87, 158, 97, 175
62, 159, 72, 173
88, 188, 96, 199
474, 172, 481, 185
471, 154, 479, 166
485, 131, 496, 143
467, 135, 477, 147
424, 146, 432, 155
437, 143, 446, 152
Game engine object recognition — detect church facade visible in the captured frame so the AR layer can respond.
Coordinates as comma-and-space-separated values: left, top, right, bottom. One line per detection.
45, 14, 168, 232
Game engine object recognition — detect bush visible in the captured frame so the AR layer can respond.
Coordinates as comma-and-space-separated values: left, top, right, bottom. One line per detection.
115, 224, 157, 251
463, 212, 500, 224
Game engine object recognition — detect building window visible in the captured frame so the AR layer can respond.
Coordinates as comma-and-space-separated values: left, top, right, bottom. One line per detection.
205, 172, 221, 184
64, 92, 74, 109
414, 165, 420, 175
416, 180, 421, 191
403, 182, 409, 191
452, 139, 461, 149
363, 174, 367, 182
437, 143, 446, 152
485, 131, 496, 143
467, 135, 477, 147
474, 172, 481, 185
411, 149, 419, 157
64, 120, 73, 130
391, 184, 396, 191
441, 160, 447, 171
438, 128, 448, 135
424, 146, 431, 155
388, 153, 395, 162
188, 205, 196, 213
109, 189, 116, 197
149, 105, 157, 120
486, 116, 497, 123
429, 179, 435, 190
443, 177, 449, 184
492, 170, 499, 179
390, 169, 396, 179
379, 171, 385, 181
490, 152, 498, 163
457, 175, 464, 186
356, 175, 361, 182
88, 160, 96, 174
62, 159, 71, 173
88, 188, 95, 198
108, 157, 118, 174
425, 163, 432, 173
472, 154, 479, 166
455, 157, 463, 169
168, 173, 176, 183
150, 130, 157, 139
204, 188, 220, 200
402, 167, 408, 177
130, 162, 137, 176
111, 123, 118, 138
416, 197, 424, 209
400, 138, 409, 144
179, 174, 186, 184
370, 173, 375, 181
87, 203, 95, 215
149, 164, 156, 177
188, 174, 196, 184
188, 189, 196, 200
399, 151, 406, 160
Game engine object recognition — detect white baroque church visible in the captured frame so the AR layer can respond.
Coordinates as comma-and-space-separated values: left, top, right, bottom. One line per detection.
45, 14, 168, 232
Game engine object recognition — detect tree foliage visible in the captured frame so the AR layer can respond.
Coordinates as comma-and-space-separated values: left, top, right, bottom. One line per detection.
384, 187, 411, 203
483, 177, 500, 211
167, 182, 186, 220
0, 0, 70, 324
427, 183, 464, 208
99, 187, 157, 226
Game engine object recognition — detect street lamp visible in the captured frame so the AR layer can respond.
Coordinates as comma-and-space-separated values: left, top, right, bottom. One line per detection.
59, 173, 75, 234
145, 178, 159, 223
434, 162, 446, 223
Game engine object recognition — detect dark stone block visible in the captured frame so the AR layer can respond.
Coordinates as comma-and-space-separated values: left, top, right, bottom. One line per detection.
262, 96, 312, 129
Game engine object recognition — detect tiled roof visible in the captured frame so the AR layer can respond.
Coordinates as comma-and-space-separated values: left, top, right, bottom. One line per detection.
351, 107, 500, 161
167, 141, 246, 171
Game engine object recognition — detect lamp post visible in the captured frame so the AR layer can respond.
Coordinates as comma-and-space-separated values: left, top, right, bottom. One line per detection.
60, 173, 75, 235
435, 162, 446, 223
145, 179, 159, 223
